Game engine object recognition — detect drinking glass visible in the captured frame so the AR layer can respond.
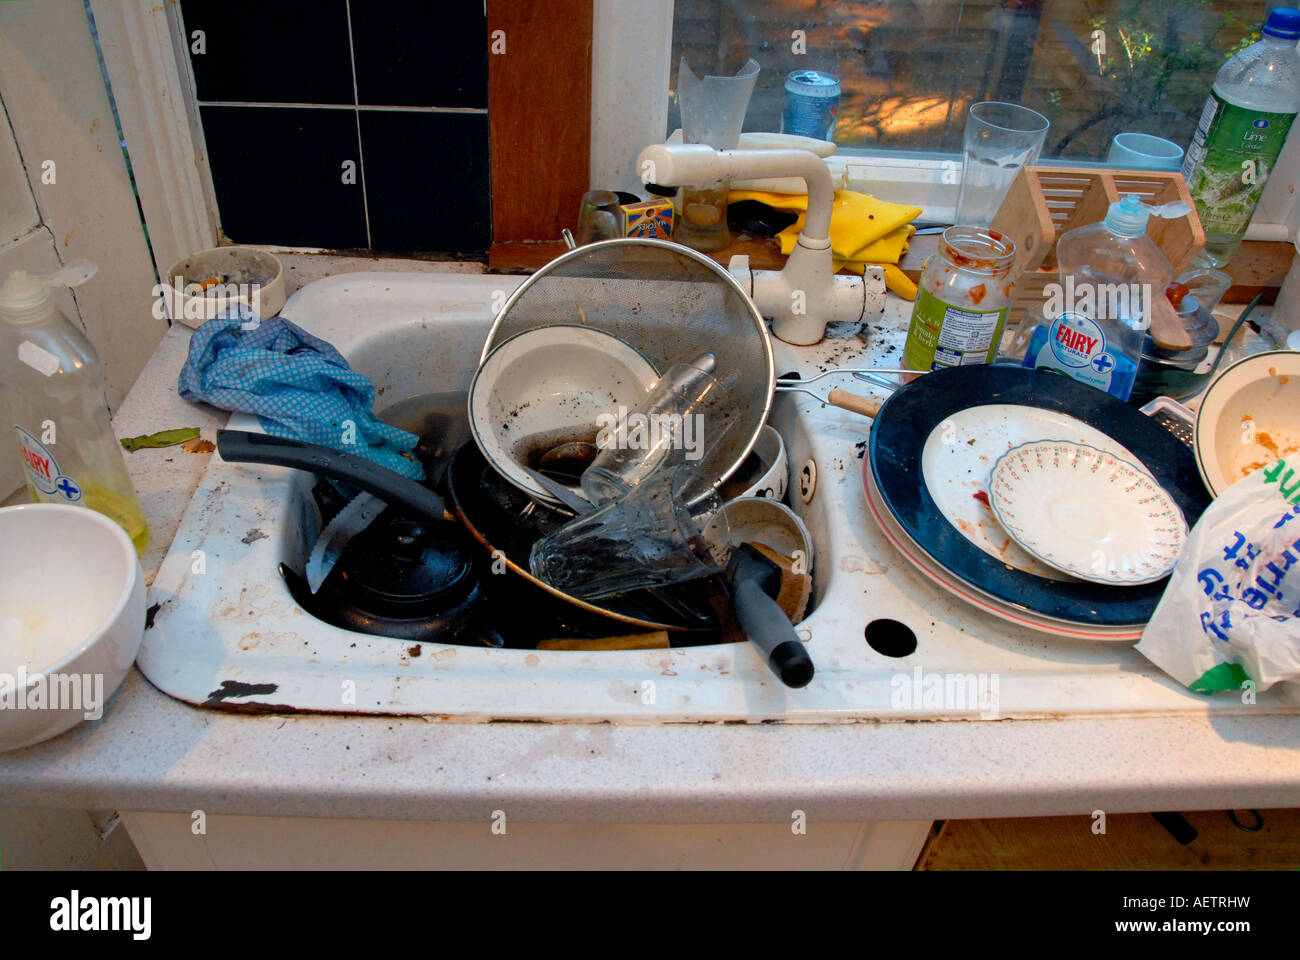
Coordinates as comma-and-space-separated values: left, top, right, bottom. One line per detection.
674, 57, 759, 253
575, 190, 623, 245
954, 102, 1050, 227
580, 360, 739, 507
530, 463, 730, 601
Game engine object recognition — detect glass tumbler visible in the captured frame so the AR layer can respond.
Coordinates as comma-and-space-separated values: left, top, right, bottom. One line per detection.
580, 361, 740, 507
529, 463, 731, 601
953, 101, 1049, 228
576, 190, 623, 245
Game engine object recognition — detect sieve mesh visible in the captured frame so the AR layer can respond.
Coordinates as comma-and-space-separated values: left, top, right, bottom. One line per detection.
481, 238, 774, 491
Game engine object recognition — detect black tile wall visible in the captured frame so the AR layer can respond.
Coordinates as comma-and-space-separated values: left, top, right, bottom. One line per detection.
360, 111, 491, 254
180, 0, 491, 254
200, 106, 368, 250
350, 4, 488, 108
180, 0, 354, 105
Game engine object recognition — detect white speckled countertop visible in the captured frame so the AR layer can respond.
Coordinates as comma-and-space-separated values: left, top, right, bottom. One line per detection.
1, 296, 1298, 823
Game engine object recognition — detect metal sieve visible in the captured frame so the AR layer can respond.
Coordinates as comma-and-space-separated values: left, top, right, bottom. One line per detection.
480, 237, 775, 493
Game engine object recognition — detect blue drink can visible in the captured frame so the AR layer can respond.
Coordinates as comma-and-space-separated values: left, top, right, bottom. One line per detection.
781, 70, 841, 140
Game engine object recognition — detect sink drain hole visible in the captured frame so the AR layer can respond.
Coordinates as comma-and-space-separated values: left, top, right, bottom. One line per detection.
864, 619, 917, 657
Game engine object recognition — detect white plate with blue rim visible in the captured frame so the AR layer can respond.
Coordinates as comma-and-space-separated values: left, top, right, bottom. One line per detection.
988, 439, 1188, 586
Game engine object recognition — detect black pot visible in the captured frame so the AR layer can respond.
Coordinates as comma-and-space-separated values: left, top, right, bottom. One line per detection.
281, 511, 484, 643
218, 430, 489, 644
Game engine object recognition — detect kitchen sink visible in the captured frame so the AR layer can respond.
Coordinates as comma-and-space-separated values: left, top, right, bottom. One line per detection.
140, 272, 1300, 722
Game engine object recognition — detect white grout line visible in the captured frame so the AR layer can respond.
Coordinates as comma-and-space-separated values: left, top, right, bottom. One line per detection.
344, 0, 371, 249
196, 100, 487, 115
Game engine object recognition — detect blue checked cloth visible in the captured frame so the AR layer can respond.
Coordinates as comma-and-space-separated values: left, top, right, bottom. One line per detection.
178, 310, 424, 480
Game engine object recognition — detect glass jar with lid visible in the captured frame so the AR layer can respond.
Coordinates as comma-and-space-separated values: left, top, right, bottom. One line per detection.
902, 226, 1017, 373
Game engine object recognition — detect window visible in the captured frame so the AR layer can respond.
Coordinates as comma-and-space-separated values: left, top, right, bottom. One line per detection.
668, 0, 1271, 162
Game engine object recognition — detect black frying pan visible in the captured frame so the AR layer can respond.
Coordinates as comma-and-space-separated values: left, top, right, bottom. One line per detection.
214, 429, 713, 634
215, 431, 809, 682
446, 441, 716, 632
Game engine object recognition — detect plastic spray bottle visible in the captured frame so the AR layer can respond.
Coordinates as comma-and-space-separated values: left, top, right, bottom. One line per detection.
0, 262, 148, 552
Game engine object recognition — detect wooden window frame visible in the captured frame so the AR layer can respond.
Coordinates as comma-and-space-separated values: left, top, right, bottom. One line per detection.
485, 0, 593, 271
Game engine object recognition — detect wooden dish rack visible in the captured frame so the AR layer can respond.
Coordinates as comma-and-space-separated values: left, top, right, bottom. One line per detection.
990, 166, 1205, 322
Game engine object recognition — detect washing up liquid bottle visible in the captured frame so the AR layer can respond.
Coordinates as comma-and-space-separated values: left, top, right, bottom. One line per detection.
0, 262, 149, 553
1182, 7, 1300, 267
1021, 195, 1183, 402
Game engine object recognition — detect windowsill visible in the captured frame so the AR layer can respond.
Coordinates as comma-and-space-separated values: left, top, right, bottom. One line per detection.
689, 232, 1294, 306
254, 233, 1294, 305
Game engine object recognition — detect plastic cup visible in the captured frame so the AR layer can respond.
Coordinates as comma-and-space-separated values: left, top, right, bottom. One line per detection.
954, 101, 1050, 228
1107, 133, 1184, 171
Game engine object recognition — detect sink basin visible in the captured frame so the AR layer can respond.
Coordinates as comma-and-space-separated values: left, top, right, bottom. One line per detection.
140, 272, 1300, 722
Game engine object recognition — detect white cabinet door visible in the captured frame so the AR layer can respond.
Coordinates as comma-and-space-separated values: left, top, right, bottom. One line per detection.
121, 811, 933, 870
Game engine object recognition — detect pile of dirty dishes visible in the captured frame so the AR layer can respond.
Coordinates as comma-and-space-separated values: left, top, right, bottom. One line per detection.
467, 323, 815, 687
468, 324, 740, 600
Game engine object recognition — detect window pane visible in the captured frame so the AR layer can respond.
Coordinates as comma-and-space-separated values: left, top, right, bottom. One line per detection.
669, 0, 1272, 160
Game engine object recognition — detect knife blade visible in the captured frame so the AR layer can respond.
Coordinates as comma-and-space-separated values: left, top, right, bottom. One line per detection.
522, 465, 595, 516
305, 491, 387, 593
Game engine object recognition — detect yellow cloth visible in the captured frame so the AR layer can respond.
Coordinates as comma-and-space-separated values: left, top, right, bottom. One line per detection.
820, 224, 914, 263
728, 188, 921, 263
836, 261, 919, 301
728, 187, 922, 300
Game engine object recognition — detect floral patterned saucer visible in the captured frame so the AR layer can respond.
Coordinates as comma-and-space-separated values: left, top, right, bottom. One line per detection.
989, 440, 1188, 586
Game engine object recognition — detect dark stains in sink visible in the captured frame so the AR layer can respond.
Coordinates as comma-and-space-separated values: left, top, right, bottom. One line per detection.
241, 527, 269, 544
206, 679, 280, 704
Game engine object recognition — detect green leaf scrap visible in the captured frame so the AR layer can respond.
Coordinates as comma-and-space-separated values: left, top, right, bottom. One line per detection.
120, 427, 201, 452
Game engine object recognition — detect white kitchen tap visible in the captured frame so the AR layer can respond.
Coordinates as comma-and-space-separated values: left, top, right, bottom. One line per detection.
636, 142, 885, 345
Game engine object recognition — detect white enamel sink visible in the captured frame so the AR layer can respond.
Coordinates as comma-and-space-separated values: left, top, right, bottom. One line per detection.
139, 272, 1300, 722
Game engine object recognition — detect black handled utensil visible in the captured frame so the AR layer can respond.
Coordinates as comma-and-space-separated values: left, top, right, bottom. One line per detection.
727, 543, 814, 688
215, 430, 448, 523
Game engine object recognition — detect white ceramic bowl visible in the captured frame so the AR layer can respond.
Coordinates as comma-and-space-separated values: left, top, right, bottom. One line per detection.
1195, 350, 1300, 497
0, 504, 146, 752
468, 325, 660, 504
164, 246, 286, 328
719, 496, 814, 575
721, 425, 788, 501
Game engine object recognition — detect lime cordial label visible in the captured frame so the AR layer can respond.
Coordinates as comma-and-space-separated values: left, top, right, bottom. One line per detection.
1182, 90, 1296, 236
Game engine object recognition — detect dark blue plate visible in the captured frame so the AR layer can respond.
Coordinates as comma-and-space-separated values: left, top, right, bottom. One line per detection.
867, 365, 1211, 627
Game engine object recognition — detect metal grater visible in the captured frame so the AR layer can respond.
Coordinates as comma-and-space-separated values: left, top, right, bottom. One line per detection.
1140, 397, 1196, 449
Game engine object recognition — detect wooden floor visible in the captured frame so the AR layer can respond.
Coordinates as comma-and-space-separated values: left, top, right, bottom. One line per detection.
918, 809, 1300, 870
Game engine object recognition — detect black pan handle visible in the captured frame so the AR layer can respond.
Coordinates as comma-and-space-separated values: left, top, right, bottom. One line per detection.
729, 545, 814, 689
216, 430, 447, 524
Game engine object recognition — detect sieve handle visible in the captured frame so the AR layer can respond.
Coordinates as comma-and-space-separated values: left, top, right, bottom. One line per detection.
827, 389, 882, 419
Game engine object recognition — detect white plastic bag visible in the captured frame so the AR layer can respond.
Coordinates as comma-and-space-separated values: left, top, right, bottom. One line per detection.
1135, 456, 1300, 695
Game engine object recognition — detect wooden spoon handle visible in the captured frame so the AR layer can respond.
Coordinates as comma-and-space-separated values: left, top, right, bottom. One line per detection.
1148, 295, 1193, 352
827, 389, 882, 419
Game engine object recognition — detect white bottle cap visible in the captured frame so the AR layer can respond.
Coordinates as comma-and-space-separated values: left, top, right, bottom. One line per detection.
1103, 195, 1192, 237
0, 260, 96, 325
